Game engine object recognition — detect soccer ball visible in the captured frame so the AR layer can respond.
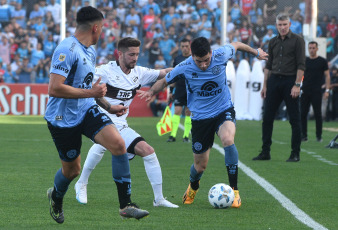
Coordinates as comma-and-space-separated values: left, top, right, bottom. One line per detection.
208, 183, 234, 209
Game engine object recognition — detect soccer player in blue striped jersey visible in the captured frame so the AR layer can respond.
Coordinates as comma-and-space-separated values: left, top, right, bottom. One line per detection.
45, 6, 149, 224
138, 37, 268, 208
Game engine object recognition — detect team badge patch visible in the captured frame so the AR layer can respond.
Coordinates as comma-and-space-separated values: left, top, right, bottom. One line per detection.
212, 65, 221, 75
194, 142, 202, 151
59, 53, 66, 62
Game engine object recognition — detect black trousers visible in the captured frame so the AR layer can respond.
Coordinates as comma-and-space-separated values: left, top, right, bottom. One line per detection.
300, 90, 323, 139
262, 74, 301, 155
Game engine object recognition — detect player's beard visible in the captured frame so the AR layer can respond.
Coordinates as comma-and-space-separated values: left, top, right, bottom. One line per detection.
126, 62, 136, 69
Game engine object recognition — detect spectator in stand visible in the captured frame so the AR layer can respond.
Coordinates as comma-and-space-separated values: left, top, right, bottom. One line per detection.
10, 3, 26, 29
30, 41, 45, 67
16, 41, 31, 60
148, 40, 161, 68
263, 0, 277, 25
229, 2, 242, 26
196, 1, 213, 20
29, 3, 45, 25
197, 13, 212, 41
97, 41, 110, 61
142, 7, 155, 37
116, 2, 126, 23
43, 33, 56, 59
142, 0, 160, 16
214, 1, 222, 33
122, 25, 138, 38
240, 0, 255, 16
327, 16, 337, 39
318, 14, 329, 38
45, 11, 55, 33
45, 0, 61, 24
125, 7, 141, 36
32, 16, 48, 34
14, 27, 26, 45
211, 36, 222, 50
10, 53, 20, 75
0, 0, 11, 28
248, 1, 262, 25
261, 28, 275, 50
154, 54, 166, 69
326, 31, 335, 60
239, 19, 252, 60
103, 9, 121, 42
207, 0, 220, 11
159, 32, 177, 67
176, 0, 190, 19
168, 24, 179, 42
0, 35, 10, 65
252, 16, 267, 47
39, 0, 48, 14
162, 6, 181, 33
15, 56, 33, 83
0, 59, 4, 83
299, 0, 305, 17
290, 13, 303, 35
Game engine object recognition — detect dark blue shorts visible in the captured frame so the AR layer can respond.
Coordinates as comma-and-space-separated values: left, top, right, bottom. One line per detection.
47, 105, 113, 162
191, 107, 236, 154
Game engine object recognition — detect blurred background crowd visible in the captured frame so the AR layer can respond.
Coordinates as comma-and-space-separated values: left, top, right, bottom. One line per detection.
0, 0, 337, 85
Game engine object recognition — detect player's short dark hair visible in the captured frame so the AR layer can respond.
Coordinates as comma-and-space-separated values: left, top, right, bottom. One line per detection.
180, 38, 190, 44
76, 6, 104, 27
308, 41, 318, 47
117, 37, 141, 52
191, 37, 211, 57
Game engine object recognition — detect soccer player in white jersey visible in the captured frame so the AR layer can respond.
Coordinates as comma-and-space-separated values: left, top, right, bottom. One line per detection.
44, 7, 149, 224
75, 37, 178, 208
138, 37, 268, 208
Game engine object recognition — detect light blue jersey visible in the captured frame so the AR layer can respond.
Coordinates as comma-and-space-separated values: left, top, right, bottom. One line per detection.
44, 36, 97, 128
165, 44, 235, 120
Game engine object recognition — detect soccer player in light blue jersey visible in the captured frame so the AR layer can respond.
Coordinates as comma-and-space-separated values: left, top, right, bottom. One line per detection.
138, 37, 268, 208
45, 6, 149, 224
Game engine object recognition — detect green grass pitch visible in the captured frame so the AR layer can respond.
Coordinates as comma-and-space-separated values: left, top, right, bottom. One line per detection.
0, 116, 337, 229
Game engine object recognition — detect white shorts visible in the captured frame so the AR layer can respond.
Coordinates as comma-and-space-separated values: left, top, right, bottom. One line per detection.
118, 125, 143, 160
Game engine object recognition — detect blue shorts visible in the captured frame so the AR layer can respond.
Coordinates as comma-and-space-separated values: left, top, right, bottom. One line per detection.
191, 107, 236, 154
47, 105, 113, 162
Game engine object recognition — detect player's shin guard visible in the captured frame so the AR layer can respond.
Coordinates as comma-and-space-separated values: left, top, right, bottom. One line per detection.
112, 154, 132, 209
78, 144, 106, 184
53, 168, 71, 200
183, 116, 192, 138
171, 114, 180, 138
190, 164, 203, 190
224, 144, 239, 190
143, 153, 163, 201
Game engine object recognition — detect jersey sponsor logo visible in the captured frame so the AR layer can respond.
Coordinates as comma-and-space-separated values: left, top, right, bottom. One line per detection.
79, 72, 93, 89
55, 115, 63, 120
197, 81, 222, 97
53, 64, 69, 73
59, 53, 66, 62
117, 90, 133, 99
194, 142, 202, 151
212, 65, 221, 75
178, 61, 191, 67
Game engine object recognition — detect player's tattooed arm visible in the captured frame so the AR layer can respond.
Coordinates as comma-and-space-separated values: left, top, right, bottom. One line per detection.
95, 97, 111, 111
95, 97, 128, 116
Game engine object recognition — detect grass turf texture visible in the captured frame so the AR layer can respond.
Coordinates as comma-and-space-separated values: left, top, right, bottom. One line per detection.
0, 116, 337, 229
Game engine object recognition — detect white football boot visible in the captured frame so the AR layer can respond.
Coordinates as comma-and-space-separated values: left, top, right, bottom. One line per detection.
153, 198, 179, 208
74, 181, 87, 204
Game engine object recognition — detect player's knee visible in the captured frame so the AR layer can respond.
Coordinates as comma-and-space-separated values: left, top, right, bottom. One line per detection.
221, 136, 234, 146
108, 138, 127, 155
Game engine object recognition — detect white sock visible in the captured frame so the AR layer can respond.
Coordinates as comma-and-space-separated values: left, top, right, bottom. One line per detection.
78, 144, 106, 184
143, 153, 164, 201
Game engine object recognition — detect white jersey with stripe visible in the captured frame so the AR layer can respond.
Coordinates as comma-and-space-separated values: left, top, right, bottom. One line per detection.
94, 61, 160, 129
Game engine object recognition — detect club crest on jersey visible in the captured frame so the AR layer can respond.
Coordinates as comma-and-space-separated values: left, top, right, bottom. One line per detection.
132, 76, 138, 83
59, 53, 66, 62
192, 72, 198, 78
212, 65, 221, 75
83, 58, 87, 65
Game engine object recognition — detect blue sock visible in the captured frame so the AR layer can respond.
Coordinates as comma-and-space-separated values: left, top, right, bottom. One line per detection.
53, 168, 71, 199
224, 144, 239, 190
112, 154, 131, 208
190, 164, 203, 190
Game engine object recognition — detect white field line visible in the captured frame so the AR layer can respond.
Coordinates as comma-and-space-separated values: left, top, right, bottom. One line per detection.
271, 139, 338, 166
179, 124, 328, 230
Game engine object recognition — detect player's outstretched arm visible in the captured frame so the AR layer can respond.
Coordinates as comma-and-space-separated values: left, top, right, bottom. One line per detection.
158, 67, 173, 79
137, 78, 168, 102
49, 74, 107, 99
230, 42, 268, 60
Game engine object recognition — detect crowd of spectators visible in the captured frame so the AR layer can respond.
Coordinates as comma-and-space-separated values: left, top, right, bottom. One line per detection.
0, 0, 337, 84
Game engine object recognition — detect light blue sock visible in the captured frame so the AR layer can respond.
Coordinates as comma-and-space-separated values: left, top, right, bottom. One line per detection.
54, 168, 71, 199
224, 144, 239, 189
